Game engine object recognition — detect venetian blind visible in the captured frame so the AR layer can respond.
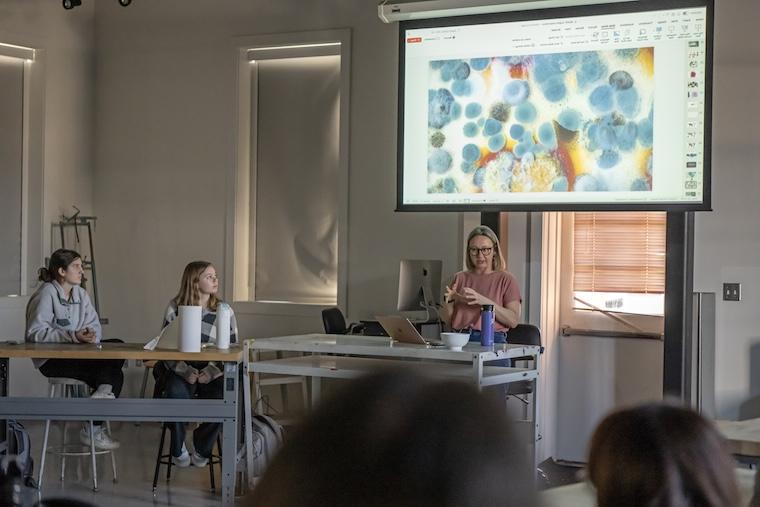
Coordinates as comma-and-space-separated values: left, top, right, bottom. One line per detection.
573, 212, 666, 294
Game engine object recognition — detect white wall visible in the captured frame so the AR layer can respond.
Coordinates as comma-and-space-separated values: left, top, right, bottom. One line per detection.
91, 0, 461, 351
0, 0, 95, 395
693, 0, 760, 419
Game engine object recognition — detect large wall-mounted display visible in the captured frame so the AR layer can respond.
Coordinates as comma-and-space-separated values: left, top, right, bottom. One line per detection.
397, 0, 713, 211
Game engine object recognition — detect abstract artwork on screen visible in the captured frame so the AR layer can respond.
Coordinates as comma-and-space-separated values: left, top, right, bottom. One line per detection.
426, 48, 654, 194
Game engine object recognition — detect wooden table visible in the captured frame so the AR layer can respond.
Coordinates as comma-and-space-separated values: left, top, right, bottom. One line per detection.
0, 341, 245, 506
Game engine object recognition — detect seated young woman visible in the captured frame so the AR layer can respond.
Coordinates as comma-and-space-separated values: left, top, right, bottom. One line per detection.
158, 261, 238, 468
25, 248, 122, 450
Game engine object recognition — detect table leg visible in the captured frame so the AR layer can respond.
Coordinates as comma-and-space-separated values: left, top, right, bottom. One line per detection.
1, 357, 9, 454
222, 362, 240, 507
311, 377, 321, 409
243, 349, 255, 490
531, 350, 541, 484
471, 356, 483, 392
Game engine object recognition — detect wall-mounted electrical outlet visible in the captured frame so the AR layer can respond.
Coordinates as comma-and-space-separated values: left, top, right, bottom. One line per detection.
723, 283, 741, 301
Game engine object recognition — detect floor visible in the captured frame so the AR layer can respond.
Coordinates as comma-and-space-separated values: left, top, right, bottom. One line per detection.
23, 420, 246, 507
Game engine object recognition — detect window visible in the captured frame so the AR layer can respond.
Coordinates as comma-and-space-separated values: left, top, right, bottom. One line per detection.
573, 211, 666, 316
0, 42, 40, 299
229, 30, 350, 313
0, 56, 24, 296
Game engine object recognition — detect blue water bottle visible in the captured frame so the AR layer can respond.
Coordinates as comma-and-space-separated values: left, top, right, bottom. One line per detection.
480, 304, 494, 347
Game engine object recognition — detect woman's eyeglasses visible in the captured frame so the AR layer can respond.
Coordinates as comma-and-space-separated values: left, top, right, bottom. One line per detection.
468, 247, 493, 256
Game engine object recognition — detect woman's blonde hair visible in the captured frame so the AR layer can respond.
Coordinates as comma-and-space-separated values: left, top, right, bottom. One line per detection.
465, 226, 506, 272
174, 261, 219, 310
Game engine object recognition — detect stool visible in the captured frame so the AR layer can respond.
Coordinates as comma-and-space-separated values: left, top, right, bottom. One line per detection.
38, 378, 118, 492
152, 423, 222, 494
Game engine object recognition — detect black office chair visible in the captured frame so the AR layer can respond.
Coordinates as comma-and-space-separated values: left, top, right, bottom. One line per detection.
506, 324, 542, 399
321, 307, 364, 335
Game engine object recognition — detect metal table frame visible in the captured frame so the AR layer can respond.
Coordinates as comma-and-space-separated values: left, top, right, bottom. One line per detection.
247, 334, 542, 473
0, 345, 246, 507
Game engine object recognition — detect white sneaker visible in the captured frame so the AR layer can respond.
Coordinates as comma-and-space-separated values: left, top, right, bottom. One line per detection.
90, 384, 115, 399
172, 444, 191, 468
79, 426, 120, 450
90, 391, 115, 400
191, 451, 209, 468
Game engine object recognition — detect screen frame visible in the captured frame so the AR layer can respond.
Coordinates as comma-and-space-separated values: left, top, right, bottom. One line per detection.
396, 0, 714, 212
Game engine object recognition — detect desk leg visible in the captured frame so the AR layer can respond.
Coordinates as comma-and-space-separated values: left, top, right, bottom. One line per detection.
0, 357, 8, 455
222, 362, 239, 507
243, 352, 255, 490
531, 351, 541, 484
311, 377, 321, 410
471, 356, 483, 392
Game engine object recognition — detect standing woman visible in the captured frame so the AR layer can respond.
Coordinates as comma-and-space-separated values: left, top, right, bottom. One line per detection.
25, 248, 122, 450
159, 261, 238, 468
441, 225, 522, 344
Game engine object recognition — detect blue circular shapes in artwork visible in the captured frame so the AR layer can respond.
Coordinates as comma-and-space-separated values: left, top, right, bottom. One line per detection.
483, 118, 503, 136
589, 85, 614, 114
609, 70, 634, 90
537, 122, 557, 150
463, 122, 479, 137
465, 102, 482, 119
428, 88, 456, 128
515, 102, 537, 123
615, 87, 640, 118
541, 75, 567, 103
470, 58, 490, 71
503, 80, 530, 106
428, 149, 452, 174
557, 109, 582, 131
551, 176, 569, 192
488, 134, 506, 152
462, 143, 481, 163
598, 149, 620, 169
509, 123, 525, 140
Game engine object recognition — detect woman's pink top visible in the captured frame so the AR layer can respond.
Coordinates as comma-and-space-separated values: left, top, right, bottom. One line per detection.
448, 270, 522, 331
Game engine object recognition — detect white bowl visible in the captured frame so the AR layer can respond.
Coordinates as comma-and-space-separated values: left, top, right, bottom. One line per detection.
440, 332, 470, 351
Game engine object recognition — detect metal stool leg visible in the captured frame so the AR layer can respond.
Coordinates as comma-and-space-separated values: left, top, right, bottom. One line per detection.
38, 383, 56, 488
106, 421, 117, 483
209, 434, 222, 493
89, 422, 98, 492
152, 424, 167, 493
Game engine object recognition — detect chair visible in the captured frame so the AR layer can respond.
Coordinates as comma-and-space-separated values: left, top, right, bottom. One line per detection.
321, 307, 364, 335
38, 378, 117, 492
151, 423, 222, 493
506, 324, 542, 402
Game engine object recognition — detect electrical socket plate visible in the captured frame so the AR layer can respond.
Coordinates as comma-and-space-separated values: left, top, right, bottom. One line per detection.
723, 283, 741, 301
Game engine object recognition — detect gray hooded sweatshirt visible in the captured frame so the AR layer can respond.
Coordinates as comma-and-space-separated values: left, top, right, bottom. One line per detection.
25, 281, 102, 368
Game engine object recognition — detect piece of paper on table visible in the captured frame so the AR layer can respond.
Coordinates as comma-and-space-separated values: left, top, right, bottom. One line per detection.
144, 318, 180, 351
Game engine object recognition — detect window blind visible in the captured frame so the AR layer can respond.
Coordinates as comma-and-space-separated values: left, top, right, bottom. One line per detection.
573, 212, 666, 294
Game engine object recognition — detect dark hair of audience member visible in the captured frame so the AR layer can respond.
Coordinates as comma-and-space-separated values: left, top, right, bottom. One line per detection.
587, 402, 741, 507
248, 368, 537, 507
37, 249, 81, 283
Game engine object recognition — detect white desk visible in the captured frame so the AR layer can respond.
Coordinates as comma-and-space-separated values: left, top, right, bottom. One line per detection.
247, 333, 542, 470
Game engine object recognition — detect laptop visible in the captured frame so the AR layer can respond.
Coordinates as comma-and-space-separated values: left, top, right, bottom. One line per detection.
375, 315, 444, 346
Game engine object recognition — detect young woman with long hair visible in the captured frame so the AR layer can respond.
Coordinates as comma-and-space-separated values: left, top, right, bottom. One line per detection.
158, 261, 238, 468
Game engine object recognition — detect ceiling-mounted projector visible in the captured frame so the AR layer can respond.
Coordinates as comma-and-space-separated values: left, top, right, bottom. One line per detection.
378, 0, 638, 23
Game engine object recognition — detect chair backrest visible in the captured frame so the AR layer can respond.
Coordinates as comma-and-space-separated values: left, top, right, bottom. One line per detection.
321, 307, 348, 334
508, 324, 542, 347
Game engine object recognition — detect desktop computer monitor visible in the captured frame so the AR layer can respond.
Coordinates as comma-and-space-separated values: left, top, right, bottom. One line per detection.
397, 259, 443, 318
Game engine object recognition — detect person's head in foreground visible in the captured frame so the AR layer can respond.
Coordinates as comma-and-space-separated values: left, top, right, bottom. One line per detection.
249, 368, 537, 507
587, 402, 740, 507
